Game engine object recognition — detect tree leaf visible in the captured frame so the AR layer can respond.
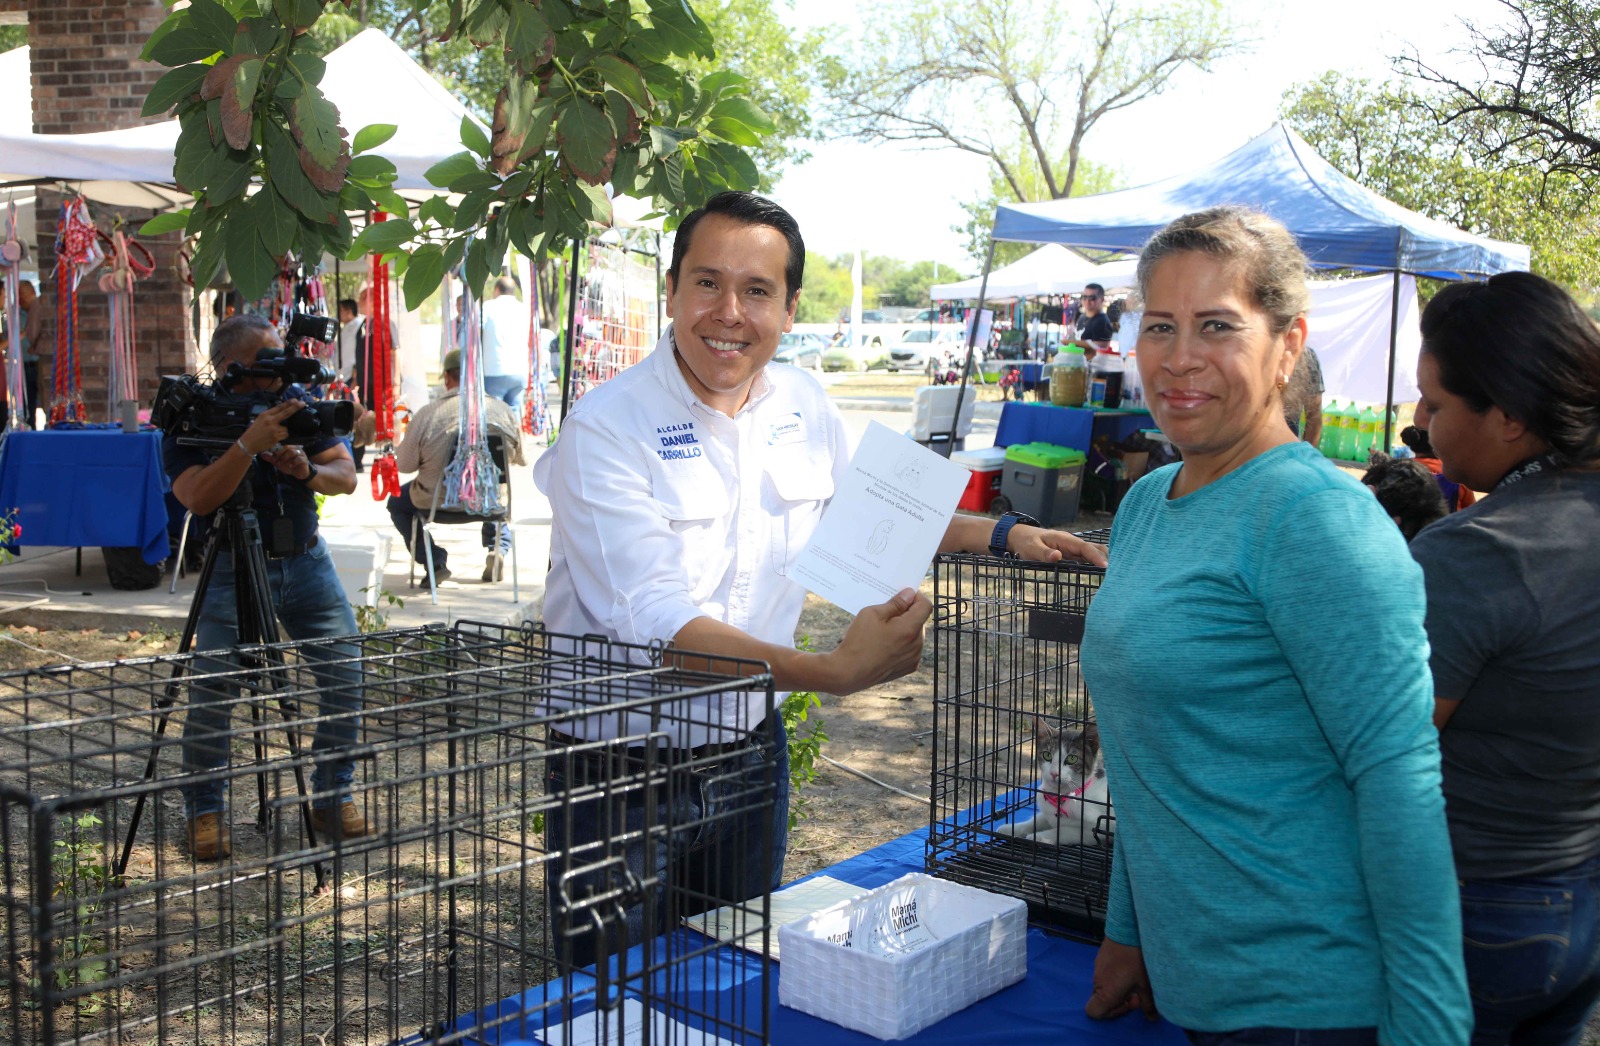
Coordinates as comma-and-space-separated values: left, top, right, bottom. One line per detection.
283, 50, 327, 94
505, 3, 554, 66
448, 170, 503, 194
706, 116, 761, 148
369, 187, 411, 220
708, 97, 776, 136
264, 119, 339, 222
463, 235, 491, 295
649, 125, 694, 158
352, 123, 397, 155
514, 101, 557, 165
403, 246, 448, 311
591, 55, 650, 113
425, 150, 480, 189
149, 25, 223, 67
141, 10, 190, 63
225, 220, 276, 301
557, 96, 617, 185
351, 218, 417, 257
271, 0, 322, 30
289, 89, 346, 169
138, 209, 192, 237
247, 188, 297, 258
237, 16, 283, 58
190, 225, 227, 289
142, 63, 208, 118
707, 142, 758, 193
463, 0, 510, 47
348, 154, 396, 181
217, 57, 263, 151
453, 187, 495, 232
460, 113, 491, 159
184, 0, 239, 55
174, 112, 224, 190
209, 148, 254, 202
645, 0, 715, 60
420, 196, 455, 228
569, 179, 613, 227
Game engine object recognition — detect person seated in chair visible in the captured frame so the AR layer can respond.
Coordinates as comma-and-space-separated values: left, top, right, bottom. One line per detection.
387, 348, 525, 583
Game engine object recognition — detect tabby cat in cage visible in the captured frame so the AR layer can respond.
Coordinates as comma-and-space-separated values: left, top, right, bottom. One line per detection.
995, 717, 1110, 847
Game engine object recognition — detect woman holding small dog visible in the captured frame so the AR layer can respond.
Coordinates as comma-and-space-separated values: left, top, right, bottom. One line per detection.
1080, 207, 1470, 1044
1409, 272, 1600, 1046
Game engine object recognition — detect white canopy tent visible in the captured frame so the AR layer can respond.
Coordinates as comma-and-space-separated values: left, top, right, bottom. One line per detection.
929, 245, 1140, 301
1305, 273, 1423, 404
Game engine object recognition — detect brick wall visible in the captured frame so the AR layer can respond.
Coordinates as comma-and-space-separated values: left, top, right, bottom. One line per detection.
22, 0, 196, 423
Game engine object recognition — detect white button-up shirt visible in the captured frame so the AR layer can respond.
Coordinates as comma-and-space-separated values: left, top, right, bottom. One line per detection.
533, 329, 851, 746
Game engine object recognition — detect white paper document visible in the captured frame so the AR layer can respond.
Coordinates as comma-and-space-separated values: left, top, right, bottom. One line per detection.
684, 875, 864, 961
536, 998, 738, 1046
792, 422, 970, 615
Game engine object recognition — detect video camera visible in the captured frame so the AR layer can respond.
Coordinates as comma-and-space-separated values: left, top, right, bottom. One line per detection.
152, 314, 354, 448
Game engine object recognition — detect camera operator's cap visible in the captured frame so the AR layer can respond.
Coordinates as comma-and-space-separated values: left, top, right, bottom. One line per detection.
442, 349, 462, 374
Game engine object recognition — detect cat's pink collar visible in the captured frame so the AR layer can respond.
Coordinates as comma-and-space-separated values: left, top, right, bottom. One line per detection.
1041, 777, 1092, 815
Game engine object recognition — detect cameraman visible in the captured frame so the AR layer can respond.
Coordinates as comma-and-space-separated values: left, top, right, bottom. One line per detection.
165, 314, 366, 861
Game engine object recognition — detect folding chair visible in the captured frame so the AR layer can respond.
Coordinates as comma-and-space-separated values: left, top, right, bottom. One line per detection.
408, 434, 518, 605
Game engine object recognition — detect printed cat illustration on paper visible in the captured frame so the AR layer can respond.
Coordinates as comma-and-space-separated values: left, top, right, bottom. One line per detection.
995, 717, 1111, 847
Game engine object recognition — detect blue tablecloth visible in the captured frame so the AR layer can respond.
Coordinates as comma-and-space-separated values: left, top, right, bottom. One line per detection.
995, 402, 1154, 452
484, 826, 1185, 1045
0, 429, 170, 563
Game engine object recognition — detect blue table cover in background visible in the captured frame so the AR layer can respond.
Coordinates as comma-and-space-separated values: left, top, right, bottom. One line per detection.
0, 429, 170, 564
994, 402, 1154, 452
489, 826, 1185, 1045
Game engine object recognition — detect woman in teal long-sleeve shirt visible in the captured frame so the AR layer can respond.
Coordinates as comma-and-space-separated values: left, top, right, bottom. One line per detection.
1080, 207, 1471, 1045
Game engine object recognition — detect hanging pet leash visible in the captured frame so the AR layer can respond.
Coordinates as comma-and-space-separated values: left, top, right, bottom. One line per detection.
51, 195, 104, 425
1, 202, 27, 432
367, 214, 401, 501
441, 269, 502, 516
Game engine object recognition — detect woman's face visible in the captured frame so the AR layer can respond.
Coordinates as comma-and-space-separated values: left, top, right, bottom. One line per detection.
1136, 251, 1303, 462
1414, 351, 1524, 492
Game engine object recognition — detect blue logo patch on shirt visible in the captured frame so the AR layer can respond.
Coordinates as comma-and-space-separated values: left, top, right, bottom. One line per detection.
768, 412, 805, 446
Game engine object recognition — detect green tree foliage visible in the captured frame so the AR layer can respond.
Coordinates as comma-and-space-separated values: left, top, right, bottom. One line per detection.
829, 0, 1245, 202
1400, 0, 1600, 185
955, 147, 1123, 269
1281, 71, 1600, 293
795, 252, 951, 323
0, 26, 25, 51
141, 0, 777, 306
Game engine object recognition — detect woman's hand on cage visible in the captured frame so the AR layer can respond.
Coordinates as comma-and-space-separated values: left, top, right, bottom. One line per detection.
1014, 525, 1109, 568
824, 587, 933, 696
1085, 938, 1158, 1022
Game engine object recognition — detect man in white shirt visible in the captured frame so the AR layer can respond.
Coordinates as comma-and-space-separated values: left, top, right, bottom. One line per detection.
534, 191, 1104, 966
478, 276, 530, 424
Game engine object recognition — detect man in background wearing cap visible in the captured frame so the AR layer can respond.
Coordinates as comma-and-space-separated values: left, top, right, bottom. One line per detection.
387, 348, 526, 582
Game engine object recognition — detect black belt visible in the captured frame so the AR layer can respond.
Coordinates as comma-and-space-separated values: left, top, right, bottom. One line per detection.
218, 534, 319, 560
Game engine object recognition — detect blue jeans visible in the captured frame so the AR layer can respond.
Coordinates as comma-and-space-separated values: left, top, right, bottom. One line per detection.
184, 536, 363, 817
482, 374, 524, 426
544, 716, 788, 970
1185, 1030, 1376, 1045
1461, 853, 1600, 1046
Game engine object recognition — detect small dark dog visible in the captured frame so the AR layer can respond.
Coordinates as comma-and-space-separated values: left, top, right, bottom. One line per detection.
1362, 455, 1449, 541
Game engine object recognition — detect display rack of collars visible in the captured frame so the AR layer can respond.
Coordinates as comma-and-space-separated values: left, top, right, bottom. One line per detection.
1, 201, 29, 432
364, 214, 402, 503
50, 195, 106, 425
99, 225, 156, 420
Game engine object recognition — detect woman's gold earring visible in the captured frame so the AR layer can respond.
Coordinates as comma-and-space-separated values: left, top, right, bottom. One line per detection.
1276, 376, 1288, 390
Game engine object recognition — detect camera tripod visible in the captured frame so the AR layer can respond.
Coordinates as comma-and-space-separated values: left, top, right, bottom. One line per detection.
115, 464, 330, 886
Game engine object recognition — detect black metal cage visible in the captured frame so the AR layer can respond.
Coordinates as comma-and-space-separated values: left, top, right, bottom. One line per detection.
0, 622, 777, 1045
926, 552, 1113, 941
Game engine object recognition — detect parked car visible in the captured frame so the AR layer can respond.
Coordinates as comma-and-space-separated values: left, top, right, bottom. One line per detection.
822, 333, 888, 372
887, 326, 969, 374
773, 331, 826, 370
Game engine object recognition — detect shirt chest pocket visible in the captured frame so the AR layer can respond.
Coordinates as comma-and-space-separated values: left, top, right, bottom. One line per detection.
646, 449, 734, 603
765, 450, 835, 576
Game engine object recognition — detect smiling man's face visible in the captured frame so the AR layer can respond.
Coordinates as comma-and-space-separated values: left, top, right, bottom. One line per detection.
665, 213, 800, 416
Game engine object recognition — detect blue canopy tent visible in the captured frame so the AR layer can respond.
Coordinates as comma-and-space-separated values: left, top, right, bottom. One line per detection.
948, 123, 1530, 451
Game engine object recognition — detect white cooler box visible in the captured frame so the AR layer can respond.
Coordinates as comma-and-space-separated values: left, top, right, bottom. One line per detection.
778, 873, 1027, 1040
319, 527, 394, 609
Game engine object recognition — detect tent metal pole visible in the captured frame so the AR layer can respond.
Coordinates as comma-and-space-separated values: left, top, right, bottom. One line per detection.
1382, 268, 1401, 452
559, 237, 582, 425
947, 239, 997, 458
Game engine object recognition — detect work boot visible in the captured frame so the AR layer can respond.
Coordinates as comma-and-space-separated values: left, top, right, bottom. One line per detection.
482, 551, 505, 583
187, 813, 231, 861
310, 801, 370, 841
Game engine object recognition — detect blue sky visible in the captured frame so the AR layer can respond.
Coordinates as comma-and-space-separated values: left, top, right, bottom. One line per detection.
770, 0, 1503, 273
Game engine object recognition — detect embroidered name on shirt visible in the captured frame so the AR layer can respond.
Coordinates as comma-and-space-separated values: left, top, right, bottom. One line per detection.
768, 412, 805, 446
655, 422, 702, 460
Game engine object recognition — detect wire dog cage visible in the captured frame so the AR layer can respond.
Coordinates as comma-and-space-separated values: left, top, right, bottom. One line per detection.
0, 622, 777, 1045
927, 550, 1113, 942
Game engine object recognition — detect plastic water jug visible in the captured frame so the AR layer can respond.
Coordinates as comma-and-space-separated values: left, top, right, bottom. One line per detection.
1356, 404, 1379, 460
1336, 403, 1361, 461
